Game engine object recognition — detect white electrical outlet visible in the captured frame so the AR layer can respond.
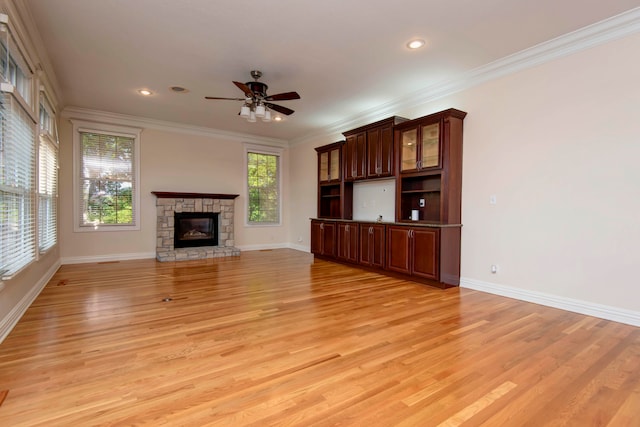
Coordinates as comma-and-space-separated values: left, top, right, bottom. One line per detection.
419, 198, 425, 207
491, 264, 498, 274
489, 195, 497, 205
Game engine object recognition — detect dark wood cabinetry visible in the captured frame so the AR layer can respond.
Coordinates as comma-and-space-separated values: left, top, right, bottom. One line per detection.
343, 116, 408, 181
359, 223, 385, 268
344, 133, 366, 181
312, 108, 465, 288
336, 222, 359, 263
387, 226, 439, 280
316, 142, 342, 183
310, 220, 336, 257
316, 142, 353, 219
395, 109, 466, 225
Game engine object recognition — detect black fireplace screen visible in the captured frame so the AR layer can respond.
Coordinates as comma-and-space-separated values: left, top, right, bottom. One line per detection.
174, 212, 219, 248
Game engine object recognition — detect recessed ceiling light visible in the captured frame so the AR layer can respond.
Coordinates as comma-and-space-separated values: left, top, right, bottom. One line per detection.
170, 86, 189, 93
406, 39, 426, 49
138, 89, 153, 96
273, 116, 283, 122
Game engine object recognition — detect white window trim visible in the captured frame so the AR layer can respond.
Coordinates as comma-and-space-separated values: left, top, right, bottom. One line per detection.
244, 143, 283, 227
71, 119, 141, 232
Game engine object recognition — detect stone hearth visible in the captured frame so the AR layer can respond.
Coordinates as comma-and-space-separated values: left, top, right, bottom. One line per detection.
152, 191, 240, 262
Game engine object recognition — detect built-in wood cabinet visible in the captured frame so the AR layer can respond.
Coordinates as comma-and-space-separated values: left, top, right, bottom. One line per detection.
316, 142, 353, 219
395, 109, 466, 225
317, 142, 342, 183
312, 108, 466, 288
310, 220, 336, 257
386, 225, 439, 280
343, 116, 408, 181
359, 223, 385, 268
399, 122, 441, 172
336, 222, 359, 263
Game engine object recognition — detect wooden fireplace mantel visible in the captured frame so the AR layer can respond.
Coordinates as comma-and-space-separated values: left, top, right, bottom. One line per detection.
151, 191, 239, 199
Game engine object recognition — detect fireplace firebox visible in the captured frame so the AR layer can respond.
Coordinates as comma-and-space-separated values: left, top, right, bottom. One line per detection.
174, 212, 219, 248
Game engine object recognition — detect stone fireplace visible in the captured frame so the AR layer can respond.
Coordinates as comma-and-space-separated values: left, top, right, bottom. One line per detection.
152, 191, 240, 262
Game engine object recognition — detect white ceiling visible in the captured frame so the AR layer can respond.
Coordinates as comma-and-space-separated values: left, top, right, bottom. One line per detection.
23, 0, 640, 142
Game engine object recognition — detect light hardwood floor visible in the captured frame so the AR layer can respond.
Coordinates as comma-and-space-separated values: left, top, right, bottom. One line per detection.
0, 249, 638, 426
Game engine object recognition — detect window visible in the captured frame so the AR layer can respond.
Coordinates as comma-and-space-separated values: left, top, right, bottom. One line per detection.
0, 16, 37, 279
0, 91, 36, 279
72, 120, 141, 231
38, 91, 58, 252
245, 145, 282, 225
0, 29, 32, 108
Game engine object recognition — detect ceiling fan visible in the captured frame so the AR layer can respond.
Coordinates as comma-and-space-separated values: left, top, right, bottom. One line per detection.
205, 70, 301, 122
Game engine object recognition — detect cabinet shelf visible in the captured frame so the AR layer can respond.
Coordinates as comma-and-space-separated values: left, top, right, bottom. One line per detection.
401, 189, 441, 194
321, 194, 342, 198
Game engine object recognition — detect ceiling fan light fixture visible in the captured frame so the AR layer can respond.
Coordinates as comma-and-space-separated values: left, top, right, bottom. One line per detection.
247, 110, 257, 122
255, 103, 266, 118
262, 109, 271, 122
240, 104, 250, 118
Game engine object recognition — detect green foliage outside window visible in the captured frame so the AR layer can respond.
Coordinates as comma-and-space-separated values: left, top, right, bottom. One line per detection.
247, 152, 279, 224
81, 132, 134, 225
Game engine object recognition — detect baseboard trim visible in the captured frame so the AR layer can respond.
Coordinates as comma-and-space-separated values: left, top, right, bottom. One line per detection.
237, 243, 300, 252
460, 277, 640, 327
0, 260, 61, 343
61, 252, 156, 265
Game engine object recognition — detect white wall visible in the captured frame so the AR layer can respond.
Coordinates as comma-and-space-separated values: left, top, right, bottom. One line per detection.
289, 31, 640, 318
57, 119, 291, 262
353, 179, 396, 222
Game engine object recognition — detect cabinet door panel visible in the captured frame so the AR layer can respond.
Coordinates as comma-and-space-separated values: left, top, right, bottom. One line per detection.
329, 148, 340, 180
358, 225, 371, 265
337, 223, 358, 263
322, 222, 337, 257
346, 223, 359, 263
354, 133, 366, 179
412, 228, 439, 280
319, 152, 329, 182
371, 224, 386, 268
345, 134, 366, 181
379, 126, 394, 177
421, 123, 440, 169
386, 226, 410, 274
310, 221, 323, 254
366, 128, 380, 177
400, 128, 418, 172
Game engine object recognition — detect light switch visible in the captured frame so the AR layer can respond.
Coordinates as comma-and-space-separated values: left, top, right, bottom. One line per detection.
489, 195, 497, 205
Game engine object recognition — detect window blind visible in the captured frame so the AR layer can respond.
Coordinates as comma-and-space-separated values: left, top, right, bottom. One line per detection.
0, 91, 37, 279
79, 131, 135, 227
38, 134, 57, 252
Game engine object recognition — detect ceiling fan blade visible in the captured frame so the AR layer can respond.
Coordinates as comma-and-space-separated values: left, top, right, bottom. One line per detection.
264, 91, 301, 101
233, 81, 254, 98
205, 96, 246, 101
265, 102, 294, 116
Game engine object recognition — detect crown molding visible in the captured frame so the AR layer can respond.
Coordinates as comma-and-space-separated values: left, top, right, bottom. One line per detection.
61, 106, 290, 147
291, 7, 640, 146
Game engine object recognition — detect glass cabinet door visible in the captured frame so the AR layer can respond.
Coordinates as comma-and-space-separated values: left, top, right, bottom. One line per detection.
421, 123, 440, 168
319, 151, 329, 181
400, 128, 418, 171
329, 148, 340, 180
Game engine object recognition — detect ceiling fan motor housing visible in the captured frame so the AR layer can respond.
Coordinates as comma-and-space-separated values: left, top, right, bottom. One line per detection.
246, 81, 268, 98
